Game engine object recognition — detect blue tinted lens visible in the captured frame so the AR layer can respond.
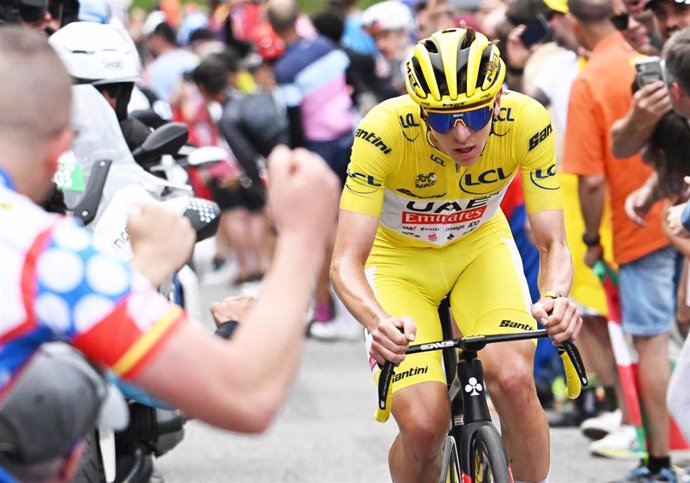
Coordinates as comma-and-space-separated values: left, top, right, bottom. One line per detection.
427, 106, 493, 134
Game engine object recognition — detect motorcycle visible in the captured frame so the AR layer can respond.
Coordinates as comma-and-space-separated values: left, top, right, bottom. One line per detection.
58, 85, 224, 483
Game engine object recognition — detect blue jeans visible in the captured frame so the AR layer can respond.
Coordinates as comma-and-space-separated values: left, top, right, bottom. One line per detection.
619, 245, 681, 336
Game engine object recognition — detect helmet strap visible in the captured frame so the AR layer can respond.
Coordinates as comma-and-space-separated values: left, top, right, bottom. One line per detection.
418, 106, 441, 150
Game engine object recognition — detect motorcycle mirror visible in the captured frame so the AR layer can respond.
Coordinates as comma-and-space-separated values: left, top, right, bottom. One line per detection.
187, 146, 228, 168
132, 123, 189, 165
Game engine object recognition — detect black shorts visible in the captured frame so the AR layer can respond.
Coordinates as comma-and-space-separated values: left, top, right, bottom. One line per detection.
208, 178, 265, 213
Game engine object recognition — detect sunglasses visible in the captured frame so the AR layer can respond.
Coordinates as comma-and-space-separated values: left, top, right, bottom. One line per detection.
610, 12, 630, 30
426, 105, 494, 134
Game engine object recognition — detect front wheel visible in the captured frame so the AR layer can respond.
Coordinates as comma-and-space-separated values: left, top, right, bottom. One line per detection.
469, 425, 512, 483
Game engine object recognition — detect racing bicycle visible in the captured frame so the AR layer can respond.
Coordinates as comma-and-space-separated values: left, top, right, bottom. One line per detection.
375, 297, 588, 483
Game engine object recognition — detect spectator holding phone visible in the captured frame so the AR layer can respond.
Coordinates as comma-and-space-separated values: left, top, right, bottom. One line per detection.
560, 0, 681, 479
611, 0, 690, 159
502, 0, 557, 92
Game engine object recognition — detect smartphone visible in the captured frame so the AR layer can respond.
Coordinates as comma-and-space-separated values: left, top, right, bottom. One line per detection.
520, 14, 551, 48
635, 56, 665, 86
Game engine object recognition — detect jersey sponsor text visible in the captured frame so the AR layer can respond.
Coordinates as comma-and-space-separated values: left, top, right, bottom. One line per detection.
355, 128, 392, 154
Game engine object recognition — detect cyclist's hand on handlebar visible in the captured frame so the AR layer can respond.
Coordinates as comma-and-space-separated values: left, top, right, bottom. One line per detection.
531, 296, 582, 344
369, 316, 416, 366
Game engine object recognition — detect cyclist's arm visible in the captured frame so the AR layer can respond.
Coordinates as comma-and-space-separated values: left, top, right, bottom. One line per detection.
330, 209, 387, 333
527, 209, 573, 297
528, 209, 581, 342
330, 209, 414, 364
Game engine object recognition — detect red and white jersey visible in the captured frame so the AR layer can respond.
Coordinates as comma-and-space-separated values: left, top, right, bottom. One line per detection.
0, 171, 186, 395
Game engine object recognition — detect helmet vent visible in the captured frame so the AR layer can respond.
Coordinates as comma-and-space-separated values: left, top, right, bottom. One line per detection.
423, 39, 439, 54
477, 47, 493, 87
411, 56, 432, 96
459, 28, 476, 50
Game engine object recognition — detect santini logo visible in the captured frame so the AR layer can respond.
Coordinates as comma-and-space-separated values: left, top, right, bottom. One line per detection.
499, 319, 534, 331
528, 124, 553, 151
355, 129, 392, 154
393, 366, 428, 383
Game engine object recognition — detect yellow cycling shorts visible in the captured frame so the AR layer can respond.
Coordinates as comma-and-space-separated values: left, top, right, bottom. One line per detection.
364, 215, 537, 394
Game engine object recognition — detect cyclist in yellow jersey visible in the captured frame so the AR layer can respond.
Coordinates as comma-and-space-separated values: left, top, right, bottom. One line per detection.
331, 28, 583, 483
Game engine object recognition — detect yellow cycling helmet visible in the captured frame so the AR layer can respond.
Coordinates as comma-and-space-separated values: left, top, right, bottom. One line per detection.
405, 28, 506, 110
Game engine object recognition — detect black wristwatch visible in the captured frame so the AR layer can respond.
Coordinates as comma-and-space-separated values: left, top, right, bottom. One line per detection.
582, 232, 601, 247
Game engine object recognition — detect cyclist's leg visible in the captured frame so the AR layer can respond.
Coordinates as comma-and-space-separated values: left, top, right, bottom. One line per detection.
364, 246, 456, 483
449, 227, 549, 481
388, 382, 451, 483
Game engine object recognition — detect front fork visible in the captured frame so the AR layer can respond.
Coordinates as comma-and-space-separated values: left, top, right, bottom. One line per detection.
450, 354, 493, 480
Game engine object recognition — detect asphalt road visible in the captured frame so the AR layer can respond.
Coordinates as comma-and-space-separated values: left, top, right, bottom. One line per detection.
154, 256, 688, 483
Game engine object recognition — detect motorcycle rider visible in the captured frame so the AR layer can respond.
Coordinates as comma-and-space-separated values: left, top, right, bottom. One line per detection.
49, 21, 155, 154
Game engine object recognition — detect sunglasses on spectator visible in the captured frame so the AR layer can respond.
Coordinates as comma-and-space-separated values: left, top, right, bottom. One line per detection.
610, 13, 630, 30
426, 104, 494, 134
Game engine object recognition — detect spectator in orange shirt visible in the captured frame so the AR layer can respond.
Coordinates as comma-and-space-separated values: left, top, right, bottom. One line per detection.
560, 0, 681, 479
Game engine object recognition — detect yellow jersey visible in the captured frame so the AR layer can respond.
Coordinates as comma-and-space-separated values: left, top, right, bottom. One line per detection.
341, 90, 562, 248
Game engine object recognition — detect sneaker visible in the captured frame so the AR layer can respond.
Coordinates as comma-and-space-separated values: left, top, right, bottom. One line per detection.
309, 317, 363, 342
591, 425, 642, 459
581, 409, 622, 441
611, 463, 651, 482
650, 467, 680, 482
613, 465, 681, 483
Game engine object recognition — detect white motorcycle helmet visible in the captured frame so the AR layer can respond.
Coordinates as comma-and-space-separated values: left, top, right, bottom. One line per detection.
49, 21, 141, 85
50, 21, 142, 121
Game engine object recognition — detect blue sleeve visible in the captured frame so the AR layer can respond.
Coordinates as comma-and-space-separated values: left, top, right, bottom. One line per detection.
681, 202, 690, 232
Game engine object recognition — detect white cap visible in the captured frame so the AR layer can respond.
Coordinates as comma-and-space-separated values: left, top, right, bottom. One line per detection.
142, 10, 166, 37
362, 1, 415, 34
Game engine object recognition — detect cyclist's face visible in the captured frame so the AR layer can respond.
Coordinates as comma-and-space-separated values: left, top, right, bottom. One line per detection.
426, 94, 500, 168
